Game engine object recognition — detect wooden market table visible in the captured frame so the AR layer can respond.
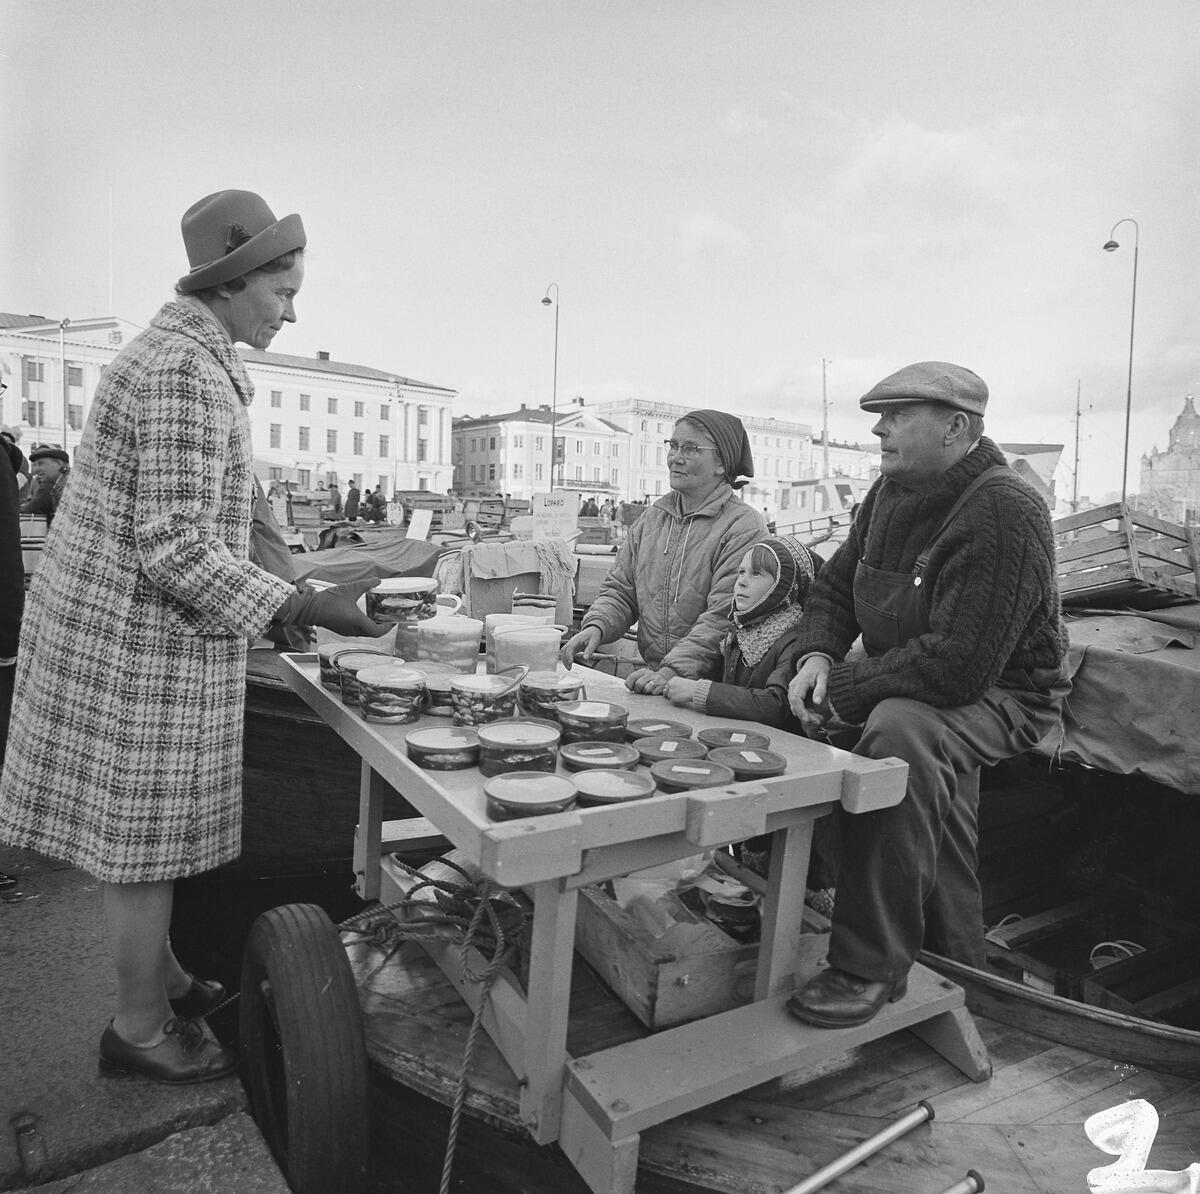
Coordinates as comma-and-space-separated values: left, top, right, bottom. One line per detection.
281, 655, 990, 1194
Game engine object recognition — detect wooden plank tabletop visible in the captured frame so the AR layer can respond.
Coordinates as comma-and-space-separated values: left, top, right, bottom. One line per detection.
281, 655, 907, 888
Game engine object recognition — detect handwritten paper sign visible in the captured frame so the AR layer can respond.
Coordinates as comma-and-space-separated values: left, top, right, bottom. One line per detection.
406, 508, 433, 540
532, 491, 577, 542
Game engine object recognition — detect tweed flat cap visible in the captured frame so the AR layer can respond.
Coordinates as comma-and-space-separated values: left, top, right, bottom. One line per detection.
30, 444, 69, 464
859, 361, 988, 416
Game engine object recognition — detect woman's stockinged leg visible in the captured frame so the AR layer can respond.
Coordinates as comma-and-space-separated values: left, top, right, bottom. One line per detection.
102, 878, 175, 1045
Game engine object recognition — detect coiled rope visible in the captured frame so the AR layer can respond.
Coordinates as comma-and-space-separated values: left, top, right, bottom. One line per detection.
339, 857, 527, 1194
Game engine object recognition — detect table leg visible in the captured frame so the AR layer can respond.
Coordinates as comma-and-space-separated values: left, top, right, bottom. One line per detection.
518, 877, 579, 1145
354, 761, 386, 902
754, 820, 815, 1000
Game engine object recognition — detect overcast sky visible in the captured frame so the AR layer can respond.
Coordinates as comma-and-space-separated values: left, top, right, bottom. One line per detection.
4, 1, 1198, 503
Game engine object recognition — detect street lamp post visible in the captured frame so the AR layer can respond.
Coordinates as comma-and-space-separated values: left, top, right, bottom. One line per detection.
59, 318, 71, 449
1102, 218, 1139, 505
541, 283, 559, 491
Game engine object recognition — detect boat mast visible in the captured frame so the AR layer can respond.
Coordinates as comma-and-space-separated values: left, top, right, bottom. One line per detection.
822, 358, 830, 477
1072, 380, 1081, 512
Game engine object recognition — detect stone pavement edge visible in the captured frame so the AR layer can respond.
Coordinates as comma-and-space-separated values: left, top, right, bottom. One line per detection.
0, 845, 288, 1192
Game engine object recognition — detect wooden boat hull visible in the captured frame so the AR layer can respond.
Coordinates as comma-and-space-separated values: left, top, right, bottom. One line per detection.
920, 950, 1200, 1079
354, 939, 1200, 1194
209, 655, 1200, 1190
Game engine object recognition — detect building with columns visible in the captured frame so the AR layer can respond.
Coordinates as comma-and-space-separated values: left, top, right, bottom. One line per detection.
596, 398, 829, 512
452, 401, 632, 502
0, 312, 455, 496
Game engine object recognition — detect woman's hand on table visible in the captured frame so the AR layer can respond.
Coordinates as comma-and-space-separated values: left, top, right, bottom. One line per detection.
560, 626, 602, 669
664, 677, 697, 706
625, 667, 674, 696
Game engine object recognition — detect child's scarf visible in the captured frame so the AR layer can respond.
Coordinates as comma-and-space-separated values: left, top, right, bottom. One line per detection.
733, 603, 807, 667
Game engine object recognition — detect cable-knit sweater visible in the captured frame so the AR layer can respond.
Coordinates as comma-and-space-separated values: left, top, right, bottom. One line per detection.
794, 439, 1067, 725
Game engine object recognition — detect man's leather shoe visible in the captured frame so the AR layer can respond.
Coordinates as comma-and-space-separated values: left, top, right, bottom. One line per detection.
99, 1017, 236, 1083
786, 967, 908, 1028
168, 974, 226, 1019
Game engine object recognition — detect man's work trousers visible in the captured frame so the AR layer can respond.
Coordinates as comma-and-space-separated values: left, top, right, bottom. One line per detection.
827, 678, 1069, 982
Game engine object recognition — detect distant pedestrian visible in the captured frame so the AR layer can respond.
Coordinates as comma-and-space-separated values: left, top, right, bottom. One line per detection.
344, 482, 360, 520
20, 444, 71, 524
363, 486, 386, 523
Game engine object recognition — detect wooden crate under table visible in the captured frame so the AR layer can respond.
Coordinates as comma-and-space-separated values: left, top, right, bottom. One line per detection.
1053, 502, 1200, 608
575, 882, 830, 1030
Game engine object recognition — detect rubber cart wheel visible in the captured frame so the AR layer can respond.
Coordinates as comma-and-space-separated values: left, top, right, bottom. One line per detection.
240, 903, 369, 1194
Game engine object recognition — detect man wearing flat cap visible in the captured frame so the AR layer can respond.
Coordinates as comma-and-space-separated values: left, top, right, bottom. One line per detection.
786, 361, 1069, 1028
20, 444, 71, 524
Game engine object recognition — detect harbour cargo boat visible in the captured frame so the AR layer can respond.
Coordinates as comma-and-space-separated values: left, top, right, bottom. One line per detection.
174, 506, 1200, 1193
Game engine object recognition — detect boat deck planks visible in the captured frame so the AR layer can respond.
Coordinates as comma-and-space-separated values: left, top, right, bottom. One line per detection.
354, 937, 1198, 1193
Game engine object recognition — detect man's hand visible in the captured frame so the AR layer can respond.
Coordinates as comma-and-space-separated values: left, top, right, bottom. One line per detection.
625, 667, 673, 696
664, 676, 698, 707
788, 656, 832, 733
560, 626, 602, 669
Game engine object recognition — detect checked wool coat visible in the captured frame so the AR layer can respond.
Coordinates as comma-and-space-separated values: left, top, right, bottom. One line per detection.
0, 301, 294, 883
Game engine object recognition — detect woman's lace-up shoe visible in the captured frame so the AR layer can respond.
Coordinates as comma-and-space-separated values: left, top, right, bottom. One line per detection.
168, 974, 227, 1019
98, 1017, 236, 1083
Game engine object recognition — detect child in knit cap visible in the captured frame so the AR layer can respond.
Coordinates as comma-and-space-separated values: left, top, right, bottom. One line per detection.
664, 534, 819, 728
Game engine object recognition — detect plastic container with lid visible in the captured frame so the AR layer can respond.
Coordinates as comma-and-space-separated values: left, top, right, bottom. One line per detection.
450, 667, 526, 726
484, 772, 578, 821
559, 740, 640, 773
574, 769, 657, 806
696, 726, 772, 752
707, 746, 788, 781
421, 615, 484, 672
406, 661, 458, 717
631, 735, 709, 767
366, 577, 460, 624
331, 648, 395, 706
491, 625, 565, 674
625, 718, 693, 743
355, 665, 429, 725
649, 759, 737, 794
556, 700, 628, 744
476, 719, 561, 777
405, 726, 480, 771
519, 671, 587, 721
484, 614, 546, 670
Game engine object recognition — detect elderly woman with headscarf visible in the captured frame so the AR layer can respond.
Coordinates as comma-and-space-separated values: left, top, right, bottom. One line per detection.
0, 190, 385, 1084
561, 409, 767, 694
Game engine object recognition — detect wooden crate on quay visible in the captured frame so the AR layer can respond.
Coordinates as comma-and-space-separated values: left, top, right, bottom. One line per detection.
1053, 502, 1200, 608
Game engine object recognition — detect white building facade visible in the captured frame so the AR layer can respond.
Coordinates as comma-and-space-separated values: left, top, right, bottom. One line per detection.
452, 402, 632, 502
597, 399, 819, 509
0, 313, 455, 496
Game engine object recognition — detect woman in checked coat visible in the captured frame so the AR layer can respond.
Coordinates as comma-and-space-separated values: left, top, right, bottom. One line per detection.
0, 190, 382, 1083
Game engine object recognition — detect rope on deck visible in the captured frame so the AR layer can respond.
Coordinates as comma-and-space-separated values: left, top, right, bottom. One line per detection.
339, 858, 528, 1194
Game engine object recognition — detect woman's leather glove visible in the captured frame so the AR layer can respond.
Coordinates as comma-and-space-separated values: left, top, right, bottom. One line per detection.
272, 585, 389, 637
